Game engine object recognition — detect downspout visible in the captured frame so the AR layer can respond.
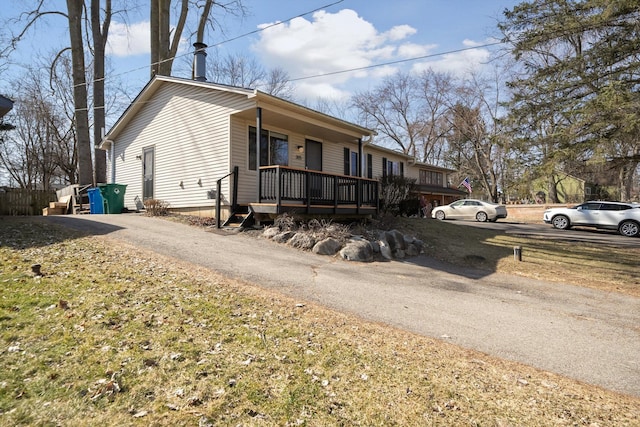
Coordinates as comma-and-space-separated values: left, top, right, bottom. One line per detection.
101, 127, 116, 183
110, 142, 116, 183
360, 135, 373, 177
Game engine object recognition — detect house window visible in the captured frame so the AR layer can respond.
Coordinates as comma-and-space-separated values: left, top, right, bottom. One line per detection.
249, 126, 289, 170
351, 151, 358, 176
383, 158, 402, 177
419, 170, 443, 186
343, 148, 359, 176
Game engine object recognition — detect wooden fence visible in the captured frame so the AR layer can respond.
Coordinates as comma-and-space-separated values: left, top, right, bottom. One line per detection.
0, 189, 56, 216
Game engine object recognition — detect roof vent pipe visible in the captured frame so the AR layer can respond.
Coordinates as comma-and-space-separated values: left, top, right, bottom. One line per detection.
192, 42, 208, 82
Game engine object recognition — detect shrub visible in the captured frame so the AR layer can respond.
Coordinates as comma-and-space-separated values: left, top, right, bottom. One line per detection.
143, 199, 170, 216
379, 175, 417, 216
274, 213, 297, 231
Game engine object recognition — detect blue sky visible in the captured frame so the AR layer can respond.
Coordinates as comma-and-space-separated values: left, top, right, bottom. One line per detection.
2, 0, 520, 104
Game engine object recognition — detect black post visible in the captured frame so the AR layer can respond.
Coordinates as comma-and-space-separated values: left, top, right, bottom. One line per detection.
514, 246, 522, 261
216, 178, 222, 228
357, 137, 362, 177
256, 107, 262, 203
231, 166, 239, 212
305, 171, 311, 211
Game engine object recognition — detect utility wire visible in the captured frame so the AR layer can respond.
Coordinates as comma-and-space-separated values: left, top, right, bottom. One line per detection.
89, 0, 346, 87
288, 41, 505, 82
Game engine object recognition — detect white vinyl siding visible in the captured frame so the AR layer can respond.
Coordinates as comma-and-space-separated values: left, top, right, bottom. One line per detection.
363, 148, 408, 180
109, 82, 253, 210
232, 118, 314, 204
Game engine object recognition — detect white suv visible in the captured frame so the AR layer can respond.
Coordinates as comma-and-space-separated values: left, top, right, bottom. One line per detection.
543, 201, 640, 237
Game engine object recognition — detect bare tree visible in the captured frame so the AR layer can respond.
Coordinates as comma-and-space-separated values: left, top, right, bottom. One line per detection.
0, 65, 75, 189
210, 52, 265, 87
49, 54, 80, 185
445, 69, 510, 203
150, 0, 246, 78
352, 71, 454, 165
150, 0, 188, 77
90, 0, 112, 184
65, 0, 93, 186
262, 67, 294, 99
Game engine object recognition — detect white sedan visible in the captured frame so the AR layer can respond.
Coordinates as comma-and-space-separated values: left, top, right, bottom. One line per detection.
431, 199, 508, 222
543, 201, 640, 237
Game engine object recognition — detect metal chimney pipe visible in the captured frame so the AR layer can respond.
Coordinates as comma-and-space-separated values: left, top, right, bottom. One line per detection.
193, 42, 208, 82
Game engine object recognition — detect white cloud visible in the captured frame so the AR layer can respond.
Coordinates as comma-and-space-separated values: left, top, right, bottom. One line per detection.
252, 9, 498, 100
411, 39, 492, 77
253, 9, 426, 100
106, 21, 150, 57
397, 42, 436, 58
382, 25, 417, 42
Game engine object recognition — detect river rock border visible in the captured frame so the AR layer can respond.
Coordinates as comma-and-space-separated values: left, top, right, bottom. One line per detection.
261, 226, 424, 263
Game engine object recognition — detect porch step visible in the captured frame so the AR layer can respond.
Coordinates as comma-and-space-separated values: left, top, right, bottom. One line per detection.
222, 206, 254, 229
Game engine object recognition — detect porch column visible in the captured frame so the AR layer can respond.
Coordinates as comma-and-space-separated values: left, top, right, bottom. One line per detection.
256, 107, 262, 202
357, 137, 363, 177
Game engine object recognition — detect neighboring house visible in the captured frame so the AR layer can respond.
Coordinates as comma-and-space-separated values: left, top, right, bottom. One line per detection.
408, 161, 466, 207
532, 172, 586, 203
100, 74, 419, 223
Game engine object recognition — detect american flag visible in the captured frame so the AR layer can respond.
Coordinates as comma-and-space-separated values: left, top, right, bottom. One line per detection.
460, 177, 472, 193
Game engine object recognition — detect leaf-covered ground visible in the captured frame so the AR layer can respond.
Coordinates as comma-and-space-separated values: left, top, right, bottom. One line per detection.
1, 217, 639, 426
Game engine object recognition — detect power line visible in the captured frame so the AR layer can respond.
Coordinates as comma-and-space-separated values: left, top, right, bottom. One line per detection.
288, 41, 505, 82
101, 0, 346, 86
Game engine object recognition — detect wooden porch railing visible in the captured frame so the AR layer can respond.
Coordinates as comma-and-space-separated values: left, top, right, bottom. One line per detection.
258, 165, 379, 215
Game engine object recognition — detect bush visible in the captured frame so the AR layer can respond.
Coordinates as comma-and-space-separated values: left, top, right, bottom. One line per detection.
143, 199, 170, 216
379, 175, 417, 216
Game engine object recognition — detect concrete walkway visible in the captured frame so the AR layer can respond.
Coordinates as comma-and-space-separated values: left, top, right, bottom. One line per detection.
45, 214, 640, 397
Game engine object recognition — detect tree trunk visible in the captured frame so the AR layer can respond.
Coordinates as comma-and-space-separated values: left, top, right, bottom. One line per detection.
66, 0, 93, 186
547, 175, 558, 203
150, 0, 199, 77
150, 0, 158, 78
91, 0, 111, 184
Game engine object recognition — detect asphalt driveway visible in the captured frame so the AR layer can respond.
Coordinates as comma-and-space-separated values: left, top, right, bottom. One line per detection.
45, 213, 640, 397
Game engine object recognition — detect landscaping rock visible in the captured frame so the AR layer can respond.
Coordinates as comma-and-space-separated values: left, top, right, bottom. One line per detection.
272, 231, 296, 243
262, 227, 280, 238
384, 229, 406, 251
339, 239, 373, 262
288, 232, 317, 250
379, 239, 393, 260
312, 237, 342, 255
393, 248, 406, 259
405, 243, 420, 257
264, 223, 422, 262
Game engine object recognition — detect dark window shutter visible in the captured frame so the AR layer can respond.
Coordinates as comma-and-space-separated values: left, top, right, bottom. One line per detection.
367, 154, 373, 179
382, 157, 387, 178
344, 148, 350, 175
400, 162, 404, 176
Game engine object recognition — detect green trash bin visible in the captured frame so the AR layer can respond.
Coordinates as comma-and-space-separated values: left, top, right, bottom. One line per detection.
98, 184, 127, 214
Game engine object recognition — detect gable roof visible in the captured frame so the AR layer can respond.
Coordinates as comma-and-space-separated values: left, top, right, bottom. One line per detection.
100, 76, 375, 149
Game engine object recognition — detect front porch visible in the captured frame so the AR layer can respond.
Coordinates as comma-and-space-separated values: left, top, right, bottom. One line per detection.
250, 165, 379, 218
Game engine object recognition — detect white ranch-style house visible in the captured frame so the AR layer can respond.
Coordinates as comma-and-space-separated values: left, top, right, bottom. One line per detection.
100, 51, 463, 225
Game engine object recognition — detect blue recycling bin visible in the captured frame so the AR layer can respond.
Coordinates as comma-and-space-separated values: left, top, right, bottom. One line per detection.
87, 188, 105, 214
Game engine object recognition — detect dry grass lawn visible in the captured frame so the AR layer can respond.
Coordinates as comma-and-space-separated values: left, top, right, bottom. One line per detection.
0, 216, 639, 426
